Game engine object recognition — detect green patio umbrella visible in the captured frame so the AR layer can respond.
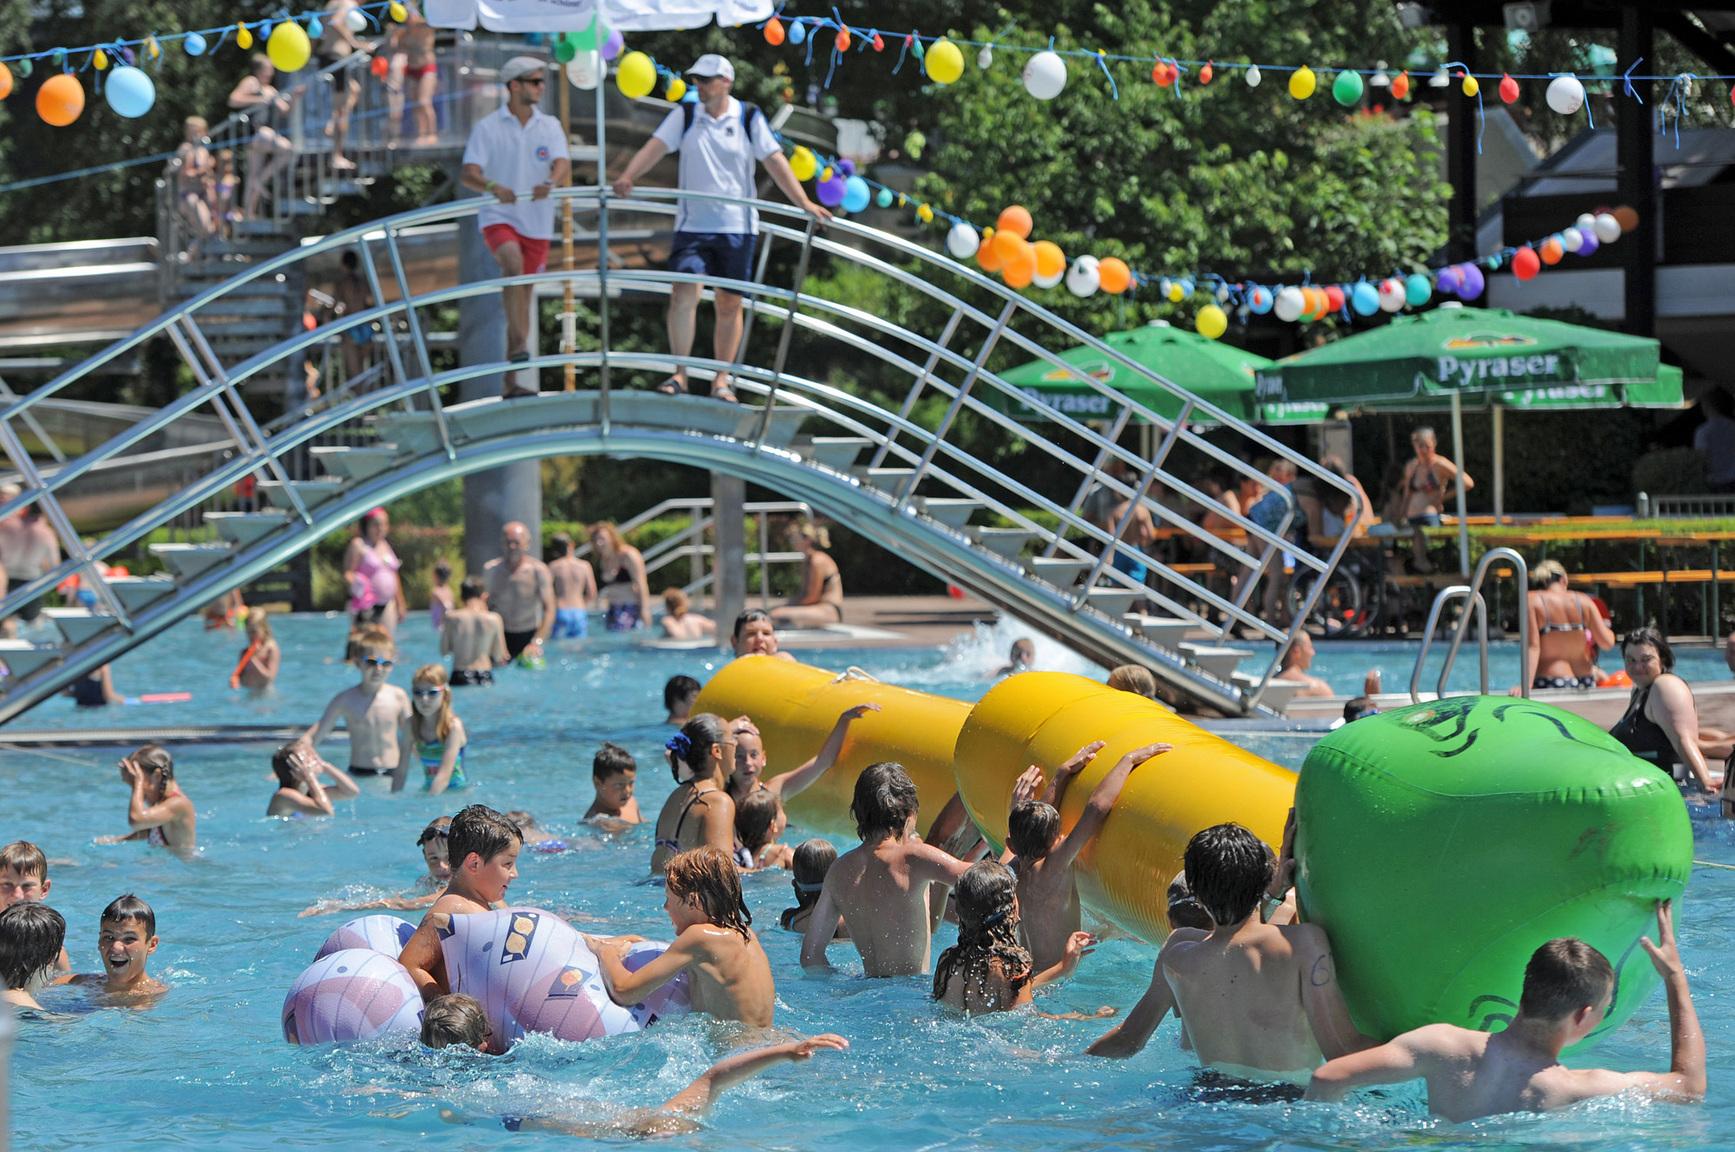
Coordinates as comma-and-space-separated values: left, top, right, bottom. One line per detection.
994, 322, 1323, 425
1253, 304, 1686, 572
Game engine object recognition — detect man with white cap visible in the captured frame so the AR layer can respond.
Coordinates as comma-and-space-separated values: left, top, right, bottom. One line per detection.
612, 53, 830, 403
460, 55, 570, 397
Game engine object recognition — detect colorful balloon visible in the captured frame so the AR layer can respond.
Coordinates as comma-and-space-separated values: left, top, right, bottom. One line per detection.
1545, 74, 1585, 115
1458, 263, 1485, 300
0, 61, 11, 101
602, 29, 624, 60
1273, 286, 1305, 322
267, 21, 312, 72
1245, 64, 1262, 88
875, 187, 893, 208
925, 39, 964, 85
1199, 61, 1214, 85
1390, 70, 1410, 99
183, 31, 208, 56
1540, 236, 1564, 265
764, 17, 785, 46
1350, 281, 1379, 316
1512, 245, 1541, 281
1065, 255, 1100, 297
1331, 69, 1364, 106
1195, 304, 1228, 340
945, 222, 981, 259
1561, 227, 1583, 253
1032, 240, 1066, 288
1022, 51, 1067, 100
789, 20, 806, 46
1247, 284, 1274, 315
1289, 65, 1317, 100
789, 146, 817, 182
996, 205, 1032, 240
1461, 74, 1480, 98
1592, 213, 1622, 244
1377, 278, 1406, 312
1498, 73, 1519, 104
1324, 285, 1346, 313
1612, 205, 1639, 233
841, 176, 871, 214
1097, 257, 1131, 295
36, 73, 84, 127
1404, 273, 1432, 308
1577, 231, 1599, 257
1001, 239, 1037, 289
816, 173, 847, 207
615, 52, 655, 99
103, 65, 155, 118
345, 8, 368, 32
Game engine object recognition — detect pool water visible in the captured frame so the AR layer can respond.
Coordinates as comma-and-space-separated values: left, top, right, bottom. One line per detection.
5, 612, 1734, 1150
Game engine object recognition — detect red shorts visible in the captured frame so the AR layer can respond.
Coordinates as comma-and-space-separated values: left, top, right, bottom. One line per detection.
482, 223, 549, 274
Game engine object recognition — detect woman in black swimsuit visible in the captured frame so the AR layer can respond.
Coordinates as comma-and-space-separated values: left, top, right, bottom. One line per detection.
1525, 560, 1615, 691
650, 714, 739, 876
588, 521, 651, 632
1608, 628, 1722, 800
770, 521, 845, 629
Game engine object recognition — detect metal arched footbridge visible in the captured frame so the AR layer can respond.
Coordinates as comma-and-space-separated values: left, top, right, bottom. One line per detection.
0, 187, 1360, 723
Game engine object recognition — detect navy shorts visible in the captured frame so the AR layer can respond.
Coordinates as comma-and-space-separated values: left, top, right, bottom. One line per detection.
669, 230, 756, 287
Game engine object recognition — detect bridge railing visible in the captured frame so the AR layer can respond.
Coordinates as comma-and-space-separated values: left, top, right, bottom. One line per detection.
0, 186, 1360, 708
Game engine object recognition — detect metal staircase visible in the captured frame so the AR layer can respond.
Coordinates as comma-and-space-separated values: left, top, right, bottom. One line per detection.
0, 186, 1360, 724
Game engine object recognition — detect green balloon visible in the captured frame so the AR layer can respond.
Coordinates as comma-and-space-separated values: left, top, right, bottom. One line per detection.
554, 34, 577, 63
571, 17, 599, 52
1331, 69, 1365, 106
1298, 696, 1690, 1048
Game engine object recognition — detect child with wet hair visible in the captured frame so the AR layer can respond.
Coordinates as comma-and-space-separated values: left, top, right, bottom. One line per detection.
584, 742, 641, 826
422, 992, 494, 1052
932, 860, 1094, 1015
589, 846, 774, 1026
299, 816, 454, 917
733, 787, 792, 870
0, 902, 67, 1012
780, 839, 845, 936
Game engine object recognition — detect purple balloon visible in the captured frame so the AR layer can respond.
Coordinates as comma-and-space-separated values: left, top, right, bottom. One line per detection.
837, 158, 855, 177
1576, 232, 1599, 257
602, 28, 624, 60
1458, 263, 1485, 300
816, 174, 847, 207
1436, 266, 1462, 297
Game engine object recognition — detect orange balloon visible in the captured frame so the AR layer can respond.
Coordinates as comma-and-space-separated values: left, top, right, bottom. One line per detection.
991, 228, 1025, 265
36, 73, 84, 127
1032, 240, 1066, 280
1612, 205, 1639, 233
977, 239, 1004, 274
1300, 286, 1324, 320
996, 205, 1032, 240
0, 62, 12, 102
1002, 240, 1037, 288
1098, 257, 1131, 295
1540, 236, 1564, 265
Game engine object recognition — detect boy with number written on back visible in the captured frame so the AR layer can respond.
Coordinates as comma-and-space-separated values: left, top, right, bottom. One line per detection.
800, 762, 968, 977
398, 805, 522, 1001
304, 633, 412, 777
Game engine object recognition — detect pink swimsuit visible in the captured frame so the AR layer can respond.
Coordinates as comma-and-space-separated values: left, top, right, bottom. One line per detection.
349, 541, 402, 615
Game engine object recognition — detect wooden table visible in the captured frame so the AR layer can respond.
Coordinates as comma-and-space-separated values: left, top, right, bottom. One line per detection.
1477, 529, 1735, 630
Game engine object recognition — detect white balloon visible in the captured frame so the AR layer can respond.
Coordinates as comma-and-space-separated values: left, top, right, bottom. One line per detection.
1033, 264, 1065, 290
945, 222, 981, 260
1215, 281, 1232, 303
1273, 286, 1305, 322
344, 8, 367, 32
1022, 51, 1068, 100
566, 51, 600, 91
1593, 212, 1622, 244
1575, 212, 1597, 235
1561, 227, 1583, 253
1377, 278, 1406, 313
1545, 74, 1585, 115
1245, 64, 1262, 88
1065, 255, 1100, 297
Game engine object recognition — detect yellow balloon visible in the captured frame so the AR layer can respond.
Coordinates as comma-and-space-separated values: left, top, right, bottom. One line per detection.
1461, 74, 1480, 97
267, 22, 312, 73
615, 51, 656, 99
924, 39, 964, 85
146, 36, 160, 60
1166, 281, 1185, 303
388, 1, 408, 21
665, 75, 687, 102
1289, 64, 1316, 100
237, 23, 254, 49
93, 49, 108, 71
789, 146, 817, 182
1196, 304, 1229, 340
820, 165, 833, 182
916, 204, 934, 223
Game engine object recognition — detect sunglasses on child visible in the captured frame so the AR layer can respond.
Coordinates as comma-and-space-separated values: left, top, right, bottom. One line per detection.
413, 687, 443, 698
363, 657, 395, 668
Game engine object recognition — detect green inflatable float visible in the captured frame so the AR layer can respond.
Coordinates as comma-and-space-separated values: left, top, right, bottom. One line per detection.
1298, 695, 1691, 1047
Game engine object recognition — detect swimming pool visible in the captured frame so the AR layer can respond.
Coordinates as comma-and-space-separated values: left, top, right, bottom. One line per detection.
5, 612, 1733, 1150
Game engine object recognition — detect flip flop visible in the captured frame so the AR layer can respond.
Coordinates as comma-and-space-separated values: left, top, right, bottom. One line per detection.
503, 351, 535, 398
655, 377, 684, 396
710, 384, 739, 404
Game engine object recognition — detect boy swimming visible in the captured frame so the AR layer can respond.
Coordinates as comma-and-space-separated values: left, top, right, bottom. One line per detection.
0, 902, 66, 1013
589, 845, 775, 1026
0, 841, 70, 972
1007, 740, 1170, 972
800, 762, 969, 977
780, 839, 845, 937
663, 675, 700, 724
733, 788, 792, 870
584, 742, 642, 826
304, 633, 412, 776
441, 575, 508, 686
299, 817, 451, 917
1308, 901, 1704, 1120
1088, 818, 1371, 1083
66, 895, 166, 1003
421, 992, 495, 1052
398, 805, 522, 1000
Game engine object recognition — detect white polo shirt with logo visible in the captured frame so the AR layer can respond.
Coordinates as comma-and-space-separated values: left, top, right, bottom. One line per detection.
651, 96, 780, 236
462, 104, 570, 240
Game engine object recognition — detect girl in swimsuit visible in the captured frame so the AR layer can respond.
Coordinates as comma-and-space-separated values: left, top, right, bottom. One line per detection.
650, 715, 739, 876
1395, 427, 1472, 574
770, 521, 845, 629
96, 745, 198, 859
398, 664, 468, 795
588, 521, 652, 632
1608, 628, 1724, 804
1524, 561, 1615, 691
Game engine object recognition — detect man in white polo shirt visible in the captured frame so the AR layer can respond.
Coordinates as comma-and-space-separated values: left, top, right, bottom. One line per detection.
611, 54, 830, 403
460, 55, 570, 397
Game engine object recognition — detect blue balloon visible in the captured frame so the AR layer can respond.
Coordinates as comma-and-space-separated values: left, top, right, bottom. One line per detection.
104, 65, 156, 118
1576, 232, 1599, 257
1248, 284, 1274, 315
874, 187, 893, 208
1404, 272, 1432, 308
185, 31, 207, 56
789, 21, 807, 45
841, 175, 871, 213
1458, 263, 1486, 300
1350, 281, 1380, 316
308, 15, 323, 37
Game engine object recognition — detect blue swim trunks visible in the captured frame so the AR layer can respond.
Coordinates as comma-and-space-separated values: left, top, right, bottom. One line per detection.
669, 230, 756, 286
551, 607, 588, 639
1111, 550, 1149, 585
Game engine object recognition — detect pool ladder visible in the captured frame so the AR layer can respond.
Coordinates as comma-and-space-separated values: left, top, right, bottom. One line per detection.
1409, 547, 1530, 704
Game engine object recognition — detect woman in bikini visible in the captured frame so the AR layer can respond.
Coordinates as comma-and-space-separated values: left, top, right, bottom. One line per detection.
588, 521, 652, 632
770, 522, 844, 628
650, 715, 740, 876
1395, 426, 1471, 574
1523, 560, 1616, 691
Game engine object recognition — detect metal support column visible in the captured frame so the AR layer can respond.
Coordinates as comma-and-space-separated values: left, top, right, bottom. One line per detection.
1618, 7, 1657, 337
712, 473, 746, 640
1446, 17, 1479, 269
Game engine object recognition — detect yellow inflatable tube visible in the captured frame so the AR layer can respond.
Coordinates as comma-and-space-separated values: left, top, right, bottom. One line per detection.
692, 656, 968, 834
953, 673, 1295, 943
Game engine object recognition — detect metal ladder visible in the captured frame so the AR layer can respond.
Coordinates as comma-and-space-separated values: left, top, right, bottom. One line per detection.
0, 187, 1361, 724
1409, 547, 1531, 702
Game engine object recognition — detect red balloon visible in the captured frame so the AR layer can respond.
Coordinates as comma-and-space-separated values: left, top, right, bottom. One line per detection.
1498, 73, 1519, 104
1199, 61, 1213, 85
1152, 60, 1175, 87
1512, 245, 1541, 281
1324, 285, 1346, 313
